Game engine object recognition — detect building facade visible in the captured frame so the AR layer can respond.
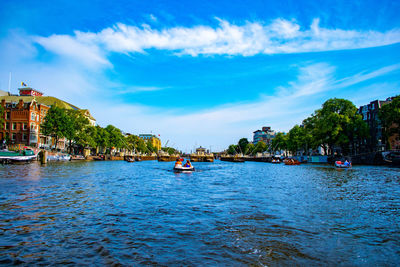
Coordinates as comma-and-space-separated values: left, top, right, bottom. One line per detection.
1, 97, 49, 147
253, 126, 276, 145
139, 134, 162, 151
0, 87, 96, 150
357, 97, 393, 152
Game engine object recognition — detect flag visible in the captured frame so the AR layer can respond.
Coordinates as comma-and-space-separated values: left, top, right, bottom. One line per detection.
21, 82, 27, 87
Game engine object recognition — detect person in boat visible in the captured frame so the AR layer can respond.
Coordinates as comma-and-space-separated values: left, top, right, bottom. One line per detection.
344, 160, 350, 166
184, 160, 192, 167
175, 159, 182, 167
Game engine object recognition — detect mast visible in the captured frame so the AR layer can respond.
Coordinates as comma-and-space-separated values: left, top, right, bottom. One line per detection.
8, 72, 11, 94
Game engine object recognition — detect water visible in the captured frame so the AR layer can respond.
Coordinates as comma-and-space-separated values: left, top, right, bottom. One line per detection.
0, 160, 399, 266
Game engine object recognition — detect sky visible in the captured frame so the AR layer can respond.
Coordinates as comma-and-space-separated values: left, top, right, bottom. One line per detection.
0, 0, 399, 152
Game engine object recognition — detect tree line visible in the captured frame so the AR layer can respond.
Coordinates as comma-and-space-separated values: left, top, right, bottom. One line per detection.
226, 97, 400, 157
40, 106, 163, 154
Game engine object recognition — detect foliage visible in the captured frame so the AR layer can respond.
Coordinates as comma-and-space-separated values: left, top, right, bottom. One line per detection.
271, 132, 287, 153
245, 143, 255, 155
227, 144, 238, 155
64, 109, 91, 151
286, 125, 306, 155
41, 106, 70, 149
93, 126, 110, 150
301, 98, 368, 155
105, 125, 125, 149
162, 146, 178, 155
147, 141, 156, 153
379, 95, 400, 148
253, 141, 267, 155
238, 138, 249, 154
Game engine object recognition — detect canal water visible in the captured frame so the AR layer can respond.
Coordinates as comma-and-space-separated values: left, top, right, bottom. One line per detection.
0, 160, 399, 265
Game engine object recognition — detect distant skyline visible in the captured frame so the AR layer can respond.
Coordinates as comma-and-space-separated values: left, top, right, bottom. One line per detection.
1, 0, 399, 152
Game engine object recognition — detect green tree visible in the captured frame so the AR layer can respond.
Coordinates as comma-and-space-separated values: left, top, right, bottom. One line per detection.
162, 147, 178, 155
245, 143, 255, 155
105, 125, 124, 150
125, 134, 139, 153
379, 96, 400, 149
93, 126, 110, 152
238, 138, 249, 154
304, 98, 368, 156
41, 106, 70, 150
147, 141, 156, 153
253, 141, 267, 154
271, 132, 287, 154
227, 144, 238, 155
64, 109, 91, 153
287, 125, 306, 155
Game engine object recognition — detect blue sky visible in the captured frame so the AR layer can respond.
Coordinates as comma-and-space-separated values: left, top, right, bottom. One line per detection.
1, 0, 400, 152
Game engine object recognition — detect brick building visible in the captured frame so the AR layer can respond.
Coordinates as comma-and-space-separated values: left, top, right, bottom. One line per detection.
1, 87, 96, 149
357, 96, 396, 152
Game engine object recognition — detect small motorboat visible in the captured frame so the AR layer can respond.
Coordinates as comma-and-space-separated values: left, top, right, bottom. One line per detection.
284, 159, 300, 165
173, 165, 195, 172
335, 161, 352, 168
126, 157, 135, 162
0, 148, 37, 163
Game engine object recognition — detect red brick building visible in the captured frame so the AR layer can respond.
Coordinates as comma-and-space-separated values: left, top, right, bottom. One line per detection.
1, 89, 49, 147
1, 87, 95, 149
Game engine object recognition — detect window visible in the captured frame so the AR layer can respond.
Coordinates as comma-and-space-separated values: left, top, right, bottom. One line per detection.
30, 123, 36, 131
5, 123, 9, 130
23, 123, 28, 130
22, 133, 27, 141
31, 113, 36, 121
12, 123, 16, 130
6, 112, 10, 120
12, 133, 16, 140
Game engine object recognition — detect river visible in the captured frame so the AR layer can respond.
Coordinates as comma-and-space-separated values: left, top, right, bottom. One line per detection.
0, 160, 399, 265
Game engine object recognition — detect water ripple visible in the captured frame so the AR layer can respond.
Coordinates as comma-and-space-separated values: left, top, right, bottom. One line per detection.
0, 161, 399, 265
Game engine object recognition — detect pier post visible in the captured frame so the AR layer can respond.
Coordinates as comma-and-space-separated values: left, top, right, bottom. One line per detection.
39, 150, 47, 164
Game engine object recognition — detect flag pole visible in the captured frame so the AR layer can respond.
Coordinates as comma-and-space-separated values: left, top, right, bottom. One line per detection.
8, 72, 11, 94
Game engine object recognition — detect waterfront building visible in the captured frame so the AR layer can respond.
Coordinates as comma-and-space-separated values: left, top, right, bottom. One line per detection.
253, 126, 276, 145
357, 97, 394, 152
139, 134, 161, 151
0, 87, 96, 149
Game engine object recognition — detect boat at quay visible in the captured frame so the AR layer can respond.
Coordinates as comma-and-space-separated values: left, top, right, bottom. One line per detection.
0, 160, 399, 265
0, 148, 37, 163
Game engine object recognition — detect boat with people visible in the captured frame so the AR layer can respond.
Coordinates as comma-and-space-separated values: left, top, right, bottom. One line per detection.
0, 148, 37, 163
284, 158, 301, 165
173, 158, 195, 172
126, 157, 135, 162
335, 160, 352, 168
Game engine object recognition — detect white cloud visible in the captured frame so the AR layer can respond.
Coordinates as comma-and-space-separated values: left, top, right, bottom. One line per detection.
116, 86, 169, 94
32, 18, 400, 67
149, 14, 158, 22
333, 64, 400, 88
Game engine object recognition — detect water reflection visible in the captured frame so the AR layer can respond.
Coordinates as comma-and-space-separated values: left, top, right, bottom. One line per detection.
0, 161, 399, 265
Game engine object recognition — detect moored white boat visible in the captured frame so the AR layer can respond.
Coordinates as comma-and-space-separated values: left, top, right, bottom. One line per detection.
0, 149, 37, 163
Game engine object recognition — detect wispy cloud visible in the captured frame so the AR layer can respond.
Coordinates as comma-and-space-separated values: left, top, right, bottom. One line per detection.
116, 85, 169, 94
32, 18, 400, 67
333, 63, 400, 88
